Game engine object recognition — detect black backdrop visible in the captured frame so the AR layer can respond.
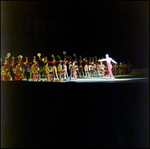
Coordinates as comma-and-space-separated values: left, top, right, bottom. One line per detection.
1, 1, 149, 68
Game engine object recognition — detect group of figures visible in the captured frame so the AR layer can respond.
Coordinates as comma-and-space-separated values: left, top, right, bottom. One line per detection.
1, 52, 132, 82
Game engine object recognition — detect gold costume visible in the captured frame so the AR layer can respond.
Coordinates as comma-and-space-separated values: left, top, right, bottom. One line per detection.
14, 66, 22, 76
70, 65, 77, 71
31, 65, 38, 74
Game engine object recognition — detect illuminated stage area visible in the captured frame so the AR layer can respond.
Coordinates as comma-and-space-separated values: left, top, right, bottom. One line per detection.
17, 76, 148, 83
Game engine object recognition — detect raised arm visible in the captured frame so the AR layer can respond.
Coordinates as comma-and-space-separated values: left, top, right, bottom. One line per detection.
111, 58, 117, 64
39, 57, 45, 64
98, 58, 106, 62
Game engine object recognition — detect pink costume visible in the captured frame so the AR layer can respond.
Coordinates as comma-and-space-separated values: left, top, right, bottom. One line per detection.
98, 56, 117, 78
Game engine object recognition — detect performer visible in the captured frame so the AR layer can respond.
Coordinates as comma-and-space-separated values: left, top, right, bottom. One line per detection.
113, 63, 118, 75
31, 62, 41, 82
1, 64, 6, 81
37, 53, 51, 80
88, 57, 92, 77
83, 57, 89, 77
15, 55, 24, 69
73, 54, 79, 77
55, 62, 65, 82
68, 56, 73, 78
14, 63, 24, 81
1, 64, 11, 81
78, 56, 84, 77
50, 55, 59, 80
10, 57, 16, 81
3, 53, 11, 80
33, 56, 39, 74
127, 61, 132, 74
90, 57, 95, 77
24, 57, 32, 81
62, 55, 68, 80
118, 62, 123, 75
43, 62, 54, 82
70, 62, 78, 80
98, 54, 117, 79
122, 61, 128, 74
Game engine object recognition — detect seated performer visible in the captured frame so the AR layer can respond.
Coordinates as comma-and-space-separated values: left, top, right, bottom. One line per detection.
55, 62, 65, 82
24, 57, 32, 81
43, 62, 54, 82
98, 54, 117, 79
14, 63, 24, 81
31, 62, 41, 82
70, 62, 78, 80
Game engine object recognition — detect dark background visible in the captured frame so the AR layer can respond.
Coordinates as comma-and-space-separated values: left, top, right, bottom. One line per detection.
1, 1, 149, 68
1, 82, 149, 148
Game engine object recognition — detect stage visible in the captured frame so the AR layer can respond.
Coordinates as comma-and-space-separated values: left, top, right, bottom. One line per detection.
10, 75, 149, 83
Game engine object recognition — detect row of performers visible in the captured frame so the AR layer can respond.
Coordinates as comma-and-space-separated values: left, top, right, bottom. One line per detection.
1, 53, 132, 82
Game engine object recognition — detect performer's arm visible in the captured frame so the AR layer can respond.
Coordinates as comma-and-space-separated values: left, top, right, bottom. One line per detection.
39, 58, 44, 64
98, 58, 106, 62
111, 58, 117, 64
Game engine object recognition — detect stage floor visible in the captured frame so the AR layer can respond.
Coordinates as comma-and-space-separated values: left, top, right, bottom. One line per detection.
11, 76, 148, 83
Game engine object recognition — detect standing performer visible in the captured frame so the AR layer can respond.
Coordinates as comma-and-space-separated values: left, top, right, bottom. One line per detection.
127, 61, 132, 74
3, 53, 11, 80
73, 54, 79, 77
24, 57, 32, 81
70, 62, 78, 80
98, 54, 117, 79
32, 56, 39, 74
10, 57, 16, 81
62, 55, 68, 80
31, 62, 41, 82
37, 53, 51, 80
113, 63, 118, 75
68, 56, 73, 78
1, 64, 6, 81
16, 55, 24, 69
50, 55, 59, 80
118, 62, 123, 75
90, 57, 95, 77
88, 57, 92, 77
78, 56, 84, 77
83, 57, 89, 77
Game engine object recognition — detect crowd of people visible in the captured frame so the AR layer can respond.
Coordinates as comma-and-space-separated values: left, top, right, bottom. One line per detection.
1, 52, 132, 82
